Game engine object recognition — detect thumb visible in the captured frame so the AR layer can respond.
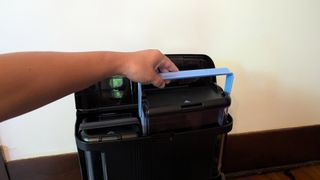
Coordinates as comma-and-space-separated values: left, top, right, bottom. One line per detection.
151, 74, 166, 88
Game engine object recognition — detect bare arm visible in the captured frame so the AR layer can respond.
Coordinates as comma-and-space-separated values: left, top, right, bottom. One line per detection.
0, 50, 178, 121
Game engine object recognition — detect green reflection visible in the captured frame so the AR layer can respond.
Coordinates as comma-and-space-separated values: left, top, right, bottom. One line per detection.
109, 76, 123, 88
112, 90, 123, 99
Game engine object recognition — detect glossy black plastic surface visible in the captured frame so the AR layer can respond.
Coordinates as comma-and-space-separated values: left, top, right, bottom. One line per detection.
74, 54, 232, 180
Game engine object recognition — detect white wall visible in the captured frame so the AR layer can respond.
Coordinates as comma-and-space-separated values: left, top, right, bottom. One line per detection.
0, 0, 319, 161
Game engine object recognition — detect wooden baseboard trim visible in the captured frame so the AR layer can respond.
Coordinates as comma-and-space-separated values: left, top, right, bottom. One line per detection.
6, 153, 81, 180
0, 146, 10, 180
3, 124, 320, 180
225, 160, 320, 178
222, 124, 320, 173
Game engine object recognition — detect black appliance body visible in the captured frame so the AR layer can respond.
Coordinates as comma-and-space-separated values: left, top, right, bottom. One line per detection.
75, 54, 233, 180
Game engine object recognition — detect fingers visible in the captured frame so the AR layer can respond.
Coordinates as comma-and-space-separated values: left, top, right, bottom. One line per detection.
158, 68, 170, 84
155, 55, 178, 86
158, 56, 178, 85
162, 56, 179, 72
126, 50, 178, 88
152, 74, 166, 88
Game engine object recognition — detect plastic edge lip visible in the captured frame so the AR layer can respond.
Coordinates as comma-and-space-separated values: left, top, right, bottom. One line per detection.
138, 67, 234, 136
159, 68, 233, 95
137, 83, 147, 135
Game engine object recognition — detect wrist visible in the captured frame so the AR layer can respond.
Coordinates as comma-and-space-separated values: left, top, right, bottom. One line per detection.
102, 51, 128, 76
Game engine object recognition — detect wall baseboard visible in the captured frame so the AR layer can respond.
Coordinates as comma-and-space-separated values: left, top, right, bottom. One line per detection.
225, 160, 320, 178
0, 146, 9, 180
6, 153, 81, 180
222, 124, 320, 173
3, 124, 320, 180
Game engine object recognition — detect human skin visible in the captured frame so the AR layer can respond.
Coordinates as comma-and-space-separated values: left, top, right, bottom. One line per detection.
0, 49, 178, 121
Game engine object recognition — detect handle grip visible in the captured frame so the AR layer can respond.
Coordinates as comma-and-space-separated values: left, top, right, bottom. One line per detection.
158, 67, 233, 94
137, 67, 234, 135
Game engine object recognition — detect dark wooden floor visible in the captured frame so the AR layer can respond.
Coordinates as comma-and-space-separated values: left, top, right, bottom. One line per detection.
233, 165, 320, 180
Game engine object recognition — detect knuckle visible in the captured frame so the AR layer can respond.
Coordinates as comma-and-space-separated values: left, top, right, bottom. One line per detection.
151, 49, 162, 58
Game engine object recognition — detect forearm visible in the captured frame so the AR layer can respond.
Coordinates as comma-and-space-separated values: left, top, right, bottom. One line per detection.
0, 51, 126, 121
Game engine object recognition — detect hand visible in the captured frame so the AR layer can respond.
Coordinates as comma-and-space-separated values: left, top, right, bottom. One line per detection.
121, 49, 179, 88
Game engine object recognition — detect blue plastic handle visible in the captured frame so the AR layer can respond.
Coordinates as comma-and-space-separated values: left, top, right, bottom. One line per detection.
158, 68, 233, 94
138, 67, 234, 135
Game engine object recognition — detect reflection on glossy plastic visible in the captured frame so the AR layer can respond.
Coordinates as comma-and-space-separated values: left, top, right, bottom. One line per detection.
109, 76, 123, 88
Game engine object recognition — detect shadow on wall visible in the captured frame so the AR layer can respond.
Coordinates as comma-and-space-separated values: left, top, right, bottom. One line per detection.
220, 61, 320, 133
